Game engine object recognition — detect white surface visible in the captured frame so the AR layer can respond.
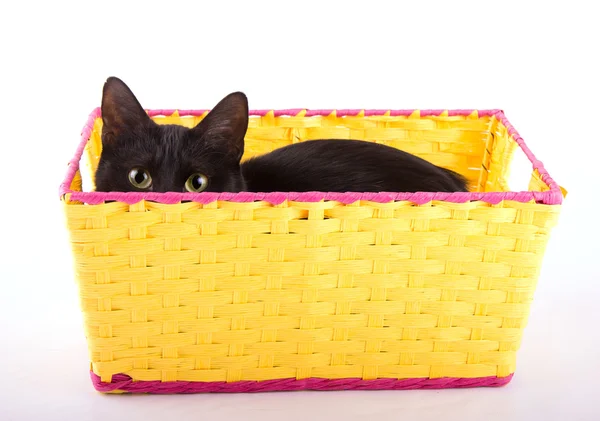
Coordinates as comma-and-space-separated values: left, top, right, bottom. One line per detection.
1, 1, 599, 420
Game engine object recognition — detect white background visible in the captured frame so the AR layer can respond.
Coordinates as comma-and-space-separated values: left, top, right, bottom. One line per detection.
1, 1, 598, 420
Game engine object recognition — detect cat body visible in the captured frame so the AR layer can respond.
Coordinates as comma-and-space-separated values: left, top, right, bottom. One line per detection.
95, 77, 468, 194
242, 140, 466, 193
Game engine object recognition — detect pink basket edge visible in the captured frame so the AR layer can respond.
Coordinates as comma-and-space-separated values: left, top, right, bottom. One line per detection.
91, 371, 514, 394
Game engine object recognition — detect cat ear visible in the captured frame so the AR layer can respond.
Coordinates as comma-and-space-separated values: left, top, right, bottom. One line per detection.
101, 77, 151, 142
192, 92, 248, 161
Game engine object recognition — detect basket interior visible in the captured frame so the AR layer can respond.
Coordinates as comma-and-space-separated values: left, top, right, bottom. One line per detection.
78, 111, 514, 194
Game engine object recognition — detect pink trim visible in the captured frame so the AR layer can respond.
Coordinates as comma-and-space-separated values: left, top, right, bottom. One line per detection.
146, 108, 503, 118
59, 108, 562, 206
90, 372, 513, 394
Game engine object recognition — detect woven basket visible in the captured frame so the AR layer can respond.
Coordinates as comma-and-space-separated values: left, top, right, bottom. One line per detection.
60, 108, 564, 394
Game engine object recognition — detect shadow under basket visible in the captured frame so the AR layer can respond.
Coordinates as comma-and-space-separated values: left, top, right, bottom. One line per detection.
60, 108, 565, 394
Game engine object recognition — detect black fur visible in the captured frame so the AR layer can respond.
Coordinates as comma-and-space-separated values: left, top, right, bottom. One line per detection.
95, 77, 468, 194
242, 140, 467, 192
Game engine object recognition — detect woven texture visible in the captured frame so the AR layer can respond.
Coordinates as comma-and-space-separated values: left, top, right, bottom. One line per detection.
61, 109, 563, 393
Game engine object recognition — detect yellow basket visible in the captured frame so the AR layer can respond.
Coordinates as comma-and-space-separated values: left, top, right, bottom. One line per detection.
60, 108, 564, 393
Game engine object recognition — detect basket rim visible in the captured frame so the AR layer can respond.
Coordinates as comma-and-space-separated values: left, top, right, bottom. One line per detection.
59, 108, 563, 206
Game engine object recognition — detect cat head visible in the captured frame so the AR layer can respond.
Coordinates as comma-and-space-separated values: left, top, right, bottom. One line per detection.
94, 77, 249, 193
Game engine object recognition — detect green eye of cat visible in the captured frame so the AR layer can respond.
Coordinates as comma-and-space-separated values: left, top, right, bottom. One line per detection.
185, 173, 209, 192
128, 168, 152, 189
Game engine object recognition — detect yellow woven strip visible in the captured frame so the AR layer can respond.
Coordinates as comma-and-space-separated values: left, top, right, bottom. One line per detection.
479, 115, 518, 193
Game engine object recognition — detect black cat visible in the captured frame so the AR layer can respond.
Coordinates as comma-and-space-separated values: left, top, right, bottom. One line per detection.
95, 77, 468, 193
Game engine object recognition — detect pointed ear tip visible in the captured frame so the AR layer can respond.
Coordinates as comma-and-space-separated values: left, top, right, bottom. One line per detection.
103, 76, 128, 91
229, 92, 249, 110
228, 91, 247, 101
103, 78, 117, 97
106, 76, 124, 83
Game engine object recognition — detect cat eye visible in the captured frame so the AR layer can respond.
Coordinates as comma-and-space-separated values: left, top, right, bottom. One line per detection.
128, 168, 152, 189
185, 173, 209, 192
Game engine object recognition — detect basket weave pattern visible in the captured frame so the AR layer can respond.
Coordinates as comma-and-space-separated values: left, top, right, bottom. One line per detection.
60, 108, 562, 393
